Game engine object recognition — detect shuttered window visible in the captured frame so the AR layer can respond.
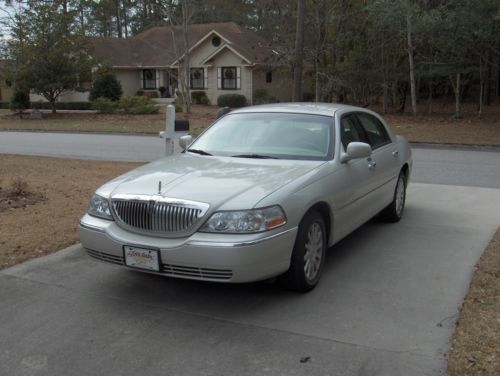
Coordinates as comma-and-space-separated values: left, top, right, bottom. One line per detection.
219, 67, 241, 90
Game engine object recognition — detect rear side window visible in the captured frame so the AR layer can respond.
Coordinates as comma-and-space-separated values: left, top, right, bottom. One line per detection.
356, 113, 391, 149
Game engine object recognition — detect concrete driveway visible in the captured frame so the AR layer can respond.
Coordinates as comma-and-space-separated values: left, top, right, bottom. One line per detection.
1, 182, 499, 375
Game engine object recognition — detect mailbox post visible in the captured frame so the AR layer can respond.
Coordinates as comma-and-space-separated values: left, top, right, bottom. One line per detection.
159, 104, 176, 156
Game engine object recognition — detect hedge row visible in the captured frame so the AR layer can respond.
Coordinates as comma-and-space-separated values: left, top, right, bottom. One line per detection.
0, 101, 92, 110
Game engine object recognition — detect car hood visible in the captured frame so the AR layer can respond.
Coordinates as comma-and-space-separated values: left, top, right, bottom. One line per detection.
98, 154, 325, 211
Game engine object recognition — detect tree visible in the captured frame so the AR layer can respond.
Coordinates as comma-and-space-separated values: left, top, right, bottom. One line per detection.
89, 72, 123, 101
292, 0, 305, 101
6, 2, 93, 113
9, 88, 30, 116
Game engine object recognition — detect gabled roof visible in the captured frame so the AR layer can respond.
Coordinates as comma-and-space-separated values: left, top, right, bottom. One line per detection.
89, 22, 275, 68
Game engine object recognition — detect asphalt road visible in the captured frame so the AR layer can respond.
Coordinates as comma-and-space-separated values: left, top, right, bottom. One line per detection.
1, 131, 500, 375
1, 131, 500, 188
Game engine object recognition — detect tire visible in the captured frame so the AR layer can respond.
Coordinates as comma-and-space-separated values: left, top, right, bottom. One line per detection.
280, 211, 326, 292
380, 172, 407, 222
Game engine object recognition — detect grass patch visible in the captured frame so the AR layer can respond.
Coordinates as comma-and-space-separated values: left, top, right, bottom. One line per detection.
1, 102, 500, 146
447, 228, 500, 374
0, 105, 217, 136
0, 155, 141, 269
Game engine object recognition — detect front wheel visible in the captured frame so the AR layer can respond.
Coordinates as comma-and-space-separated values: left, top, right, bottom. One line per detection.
280, 211, 326, 292
380, 172, 407, 222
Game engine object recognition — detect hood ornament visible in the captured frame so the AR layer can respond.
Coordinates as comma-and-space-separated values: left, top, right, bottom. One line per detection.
158, 181, 162, 194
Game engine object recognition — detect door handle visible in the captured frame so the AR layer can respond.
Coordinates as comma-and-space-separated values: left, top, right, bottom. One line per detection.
392, 151, 399, 157
368, 161, 377, 169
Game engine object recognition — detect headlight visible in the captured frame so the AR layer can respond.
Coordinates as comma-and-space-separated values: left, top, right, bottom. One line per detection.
88, 194, 113, 220
200, 206, 286, 234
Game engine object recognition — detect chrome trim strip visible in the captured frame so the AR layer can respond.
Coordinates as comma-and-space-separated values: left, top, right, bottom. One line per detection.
186, 227, 298, 248
79, 222, 106, 232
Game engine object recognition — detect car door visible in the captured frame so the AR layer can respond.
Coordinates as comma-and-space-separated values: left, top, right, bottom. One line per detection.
354, 112, 400, 207
332, 113, 381, 241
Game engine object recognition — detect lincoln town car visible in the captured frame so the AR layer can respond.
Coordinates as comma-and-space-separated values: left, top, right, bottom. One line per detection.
79, 103, 412, 292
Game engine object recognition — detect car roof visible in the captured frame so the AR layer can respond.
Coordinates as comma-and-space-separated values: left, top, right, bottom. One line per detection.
230, 102, 366, 117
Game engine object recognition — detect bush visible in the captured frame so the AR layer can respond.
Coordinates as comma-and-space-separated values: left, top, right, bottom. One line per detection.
119, 96, 159, 114
303, 92, 315, 102
191, 91, 209, 104
31, 101, 92, 110
143, 91, 159, 98
253, 89, 278, 105
89, 73, 123, 102
0, 102, 9, 109
91, 97, 118, 113
217, 94, 247, 108
10, 89, 30, 113
136, 90, 144, 96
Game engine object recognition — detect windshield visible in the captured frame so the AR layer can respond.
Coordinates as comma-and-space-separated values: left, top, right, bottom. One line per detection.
189, 112, 333, 160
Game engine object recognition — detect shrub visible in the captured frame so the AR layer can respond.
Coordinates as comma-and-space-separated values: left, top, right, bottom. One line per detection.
191, 91, 209, 104
10, 89, 30, 113
143, 91, 159, 98
91, 97, 118, 113
119, 96, 159, 114
253, 89, 278, 105
89, 73, 123, 102
10, 178, 29, 197
30, 101, 92, 110
303, 92, 315, 102
217, 94, 247, 108
136, 90, 144, 96
0, 102, 9, 109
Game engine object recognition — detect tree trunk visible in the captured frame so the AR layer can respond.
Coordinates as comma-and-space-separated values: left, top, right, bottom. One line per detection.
406, 13, 417, 116
479, 56, 484, 118
427, 78, 433, 114
449, 73, 461, 118
182, 1, 191, 114
116, 0, 123, 38
292, 0, 305, 102
51, 100, 56, 114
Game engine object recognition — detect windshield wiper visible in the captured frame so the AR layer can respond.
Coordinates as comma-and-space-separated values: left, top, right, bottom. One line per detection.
231, 154, 279, 159
188, 149, 212, 156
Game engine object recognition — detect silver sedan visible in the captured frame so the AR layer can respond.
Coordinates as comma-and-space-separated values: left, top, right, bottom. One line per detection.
79, 103, 412, 292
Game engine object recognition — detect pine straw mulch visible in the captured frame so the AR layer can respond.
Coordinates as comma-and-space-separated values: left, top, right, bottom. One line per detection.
447, 228, 500, 375
0, 155, 141, 269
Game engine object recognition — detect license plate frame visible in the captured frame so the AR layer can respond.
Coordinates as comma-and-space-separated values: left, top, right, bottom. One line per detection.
123, 245, 160, 272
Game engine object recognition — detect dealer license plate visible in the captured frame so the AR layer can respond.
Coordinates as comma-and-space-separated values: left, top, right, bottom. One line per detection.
124, 246, 160, 272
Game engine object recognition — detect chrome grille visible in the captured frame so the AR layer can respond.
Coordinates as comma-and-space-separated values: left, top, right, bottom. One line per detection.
161, 264, 233, 280
111, 194, 209, 235
86, 249, 232, 281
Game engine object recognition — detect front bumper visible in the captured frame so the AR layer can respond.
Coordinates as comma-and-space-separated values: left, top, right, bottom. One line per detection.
79, 214, 298, 283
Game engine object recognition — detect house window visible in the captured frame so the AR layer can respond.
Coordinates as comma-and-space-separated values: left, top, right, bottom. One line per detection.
190, 68, 205, 89
142, 69, 156, 89
212, 36, 221, 47
266, 71, 272, 83
221, 67, 237, 89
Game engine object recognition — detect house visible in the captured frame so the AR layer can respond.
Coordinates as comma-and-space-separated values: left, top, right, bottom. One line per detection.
85, 22, 292, 105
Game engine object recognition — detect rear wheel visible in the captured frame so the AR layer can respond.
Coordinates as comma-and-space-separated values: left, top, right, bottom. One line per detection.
281, 211, 326, 292
380, 172, 407, 222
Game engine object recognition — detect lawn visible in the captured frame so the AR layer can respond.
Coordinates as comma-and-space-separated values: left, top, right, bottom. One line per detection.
1, 102, 499, 146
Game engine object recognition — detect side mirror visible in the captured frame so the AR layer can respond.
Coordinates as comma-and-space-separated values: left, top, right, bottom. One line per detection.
179, 135, 193, 151
341, 142, 372, 163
